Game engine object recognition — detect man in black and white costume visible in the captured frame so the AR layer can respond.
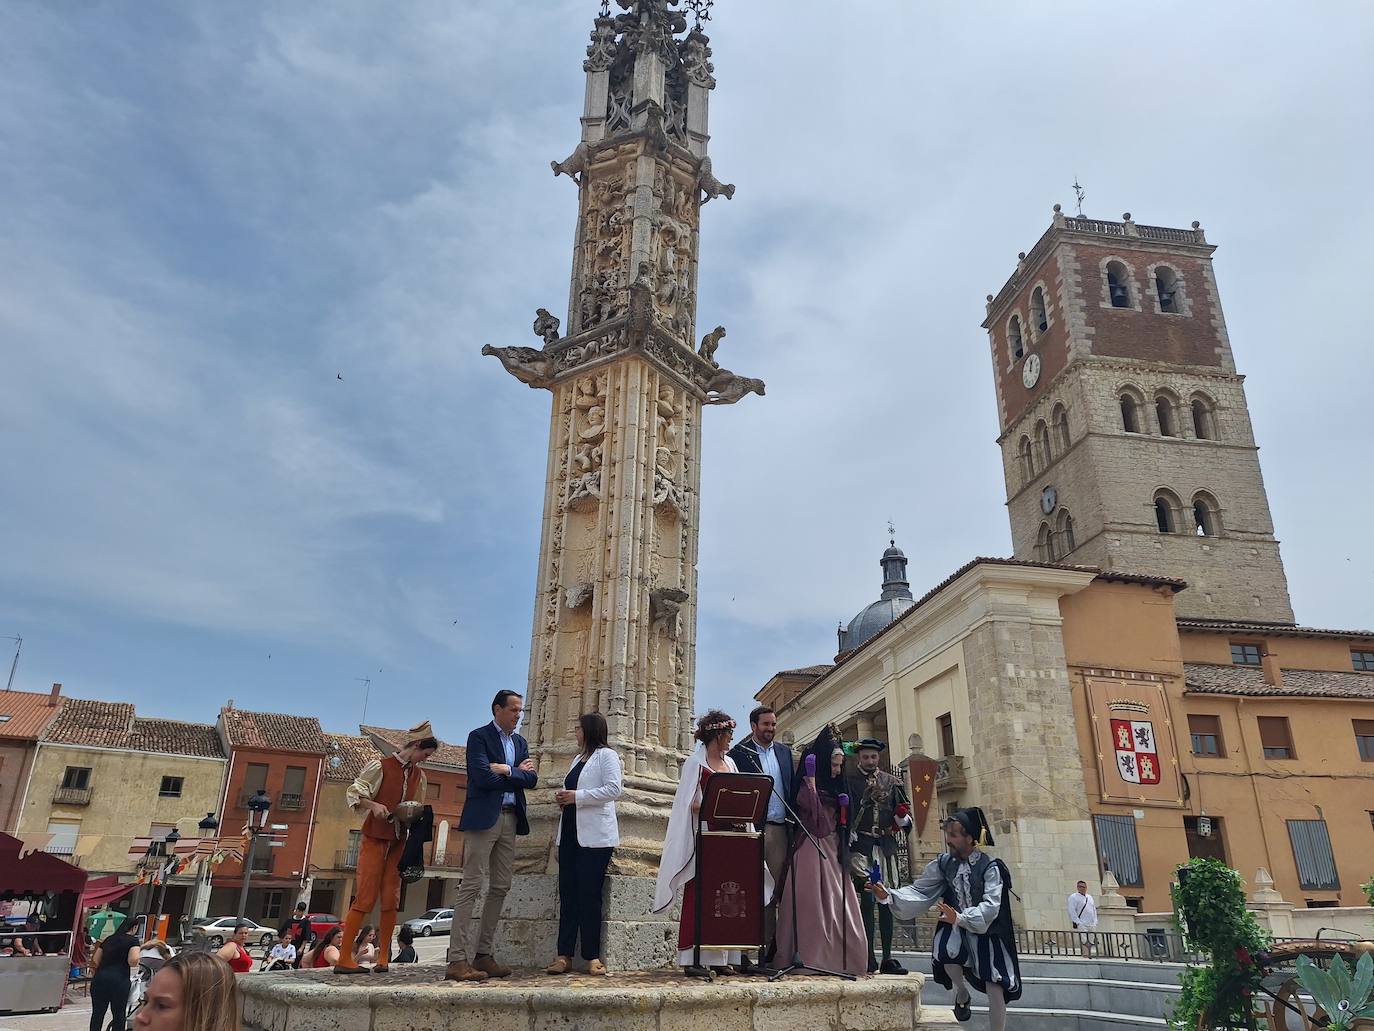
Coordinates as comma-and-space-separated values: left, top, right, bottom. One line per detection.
870, 808, 1021, 1028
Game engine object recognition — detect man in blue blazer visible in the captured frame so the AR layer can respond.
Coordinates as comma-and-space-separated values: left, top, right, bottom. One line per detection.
728, 704, 796, 969
445, 690, 537, 982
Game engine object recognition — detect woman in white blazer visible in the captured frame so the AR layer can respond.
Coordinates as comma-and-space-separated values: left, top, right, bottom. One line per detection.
546, 711, 623, 976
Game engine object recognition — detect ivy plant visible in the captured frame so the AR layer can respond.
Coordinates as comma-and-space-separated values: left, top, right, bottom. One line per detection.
1169, 858, 1271, 1030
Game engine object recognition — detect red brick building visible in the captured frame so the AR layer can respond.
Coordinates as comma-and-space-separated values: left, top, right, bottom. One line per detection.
0, 685, 64, 833
209, 706, 326, 924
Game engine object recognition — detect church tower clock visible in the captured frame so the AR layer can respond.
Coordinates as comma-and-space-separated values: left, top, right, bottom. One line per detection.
985, 207, 1294, 623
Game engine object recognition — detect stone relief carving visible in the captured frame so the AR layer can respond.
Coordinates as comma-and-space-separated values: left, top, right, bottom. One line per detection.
576, 174, 631, 333
533, 308, 561, 346
649, 587, 690, 640
583, 14, 617, 73
481, 344, 553, 389
553, 327, 629, 374
652, 385, 686, 515
566, 373, 609, 510
697, 325, 724, 366
697, 156, 735, 203
703, 367, 765, 405
678, 27, 716, 88
565, 581, 594, 610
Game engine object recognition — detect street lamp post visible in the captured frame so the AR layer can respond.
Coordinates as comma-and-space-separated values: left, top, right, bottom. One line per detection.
236, 790, 271, 922
191, 812, 219, 923
150, 828, 180, 939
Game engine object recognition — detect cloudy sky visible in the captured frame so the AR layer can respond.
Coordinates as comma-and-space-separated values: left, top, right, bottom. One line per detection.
3, 2, 1371, 743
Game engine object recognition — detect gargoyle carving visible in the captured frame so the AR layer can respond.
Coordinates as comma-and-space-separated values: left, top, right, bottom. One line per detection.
703, 368, 765, 405
698, 325, 725, 366
533, 308, 561, 346
481, 344, 552, 389
551, 142, 590, 183
565, 582, 594, 610
697, 156, 735, 203
649, 587, 690, 639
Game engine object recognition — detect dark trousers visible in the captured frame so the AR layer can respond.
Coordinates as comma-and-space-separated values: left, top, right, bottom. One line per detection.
556, 839, 613, 960
90, 972, 131, 1031
853, 875, 894, 962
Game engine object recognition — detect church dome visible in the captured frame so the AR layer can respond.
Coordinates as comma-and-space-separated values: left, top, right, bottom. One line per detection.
837, 540, 915, 657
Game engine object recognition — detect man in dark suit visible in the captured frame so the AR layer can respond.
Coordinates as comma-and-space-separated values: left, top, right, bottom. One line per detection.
445, 690, 537, 982
728, 704, 795, 969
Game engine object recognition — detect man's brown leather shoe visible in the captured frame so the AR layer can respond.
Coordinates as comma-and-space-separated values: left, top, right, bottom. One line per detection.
444, 961, 489, 982
473, 954, 512, 978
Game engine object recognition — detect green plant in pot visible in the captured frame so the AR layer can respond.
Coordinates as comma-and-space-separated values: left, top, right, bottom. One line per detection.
1294, 952, 1374, 1030
1169, 858, 1270, 1030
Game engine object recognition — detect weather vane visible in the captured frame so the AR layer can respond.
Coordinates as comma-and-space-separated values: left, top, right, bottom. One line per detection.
598, 0, 610, 16
686, 0, 713, 28
887, 519, 896, 543
1072, 176, 1086, 217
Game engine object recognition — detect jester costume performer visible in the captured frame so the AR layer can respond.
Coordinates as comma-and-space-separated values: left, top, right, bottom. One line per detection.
846, 737, 913, 974
337, 721, 438, 973
876, 808, 1021, 1029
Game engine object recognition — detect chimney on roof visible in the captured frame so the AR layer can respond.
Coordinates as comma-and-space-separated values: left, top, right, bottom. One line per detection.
1260, 648, 1283, 689
225, 699, 234, 711
49, 683, 61, 705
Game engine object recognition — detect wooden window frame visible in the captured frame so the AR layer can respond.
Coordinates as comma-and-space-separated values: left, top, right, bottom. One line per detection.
1188, 714, 1225, 757
1258, 715, 1295, 760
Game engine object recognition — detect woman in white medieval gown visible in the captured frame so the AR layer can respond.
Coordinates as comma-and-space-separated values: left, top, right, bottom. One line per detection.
652, 709, 771, 975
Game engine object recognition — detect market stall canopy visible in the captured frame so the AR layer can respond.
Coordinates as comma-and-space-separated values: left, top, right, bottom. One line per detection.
0, 833, 87, 896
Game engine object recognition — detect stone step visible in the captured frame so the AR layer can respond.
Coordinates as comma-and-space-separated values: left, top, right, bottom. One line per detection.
922, 1004, 1167, 1030
917, 974, 1180, 1020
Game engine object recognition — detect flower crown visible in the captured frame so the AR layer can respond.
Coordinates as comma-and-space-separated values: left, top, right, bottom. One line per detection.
699, 715, 736, 733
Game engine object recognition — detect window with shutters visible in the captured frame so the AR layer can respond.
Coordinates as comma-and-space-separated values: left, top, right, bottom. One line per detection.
280, 766, 307, 810
1188, 714, 1224, 757
61, 767, 91, 790
1287, 819, 1339, 890
427, 782, 442, 801
1354, 719, 1374, 762
1257, 716, 1295, 760
937, 713, 955, 758
1093, 814, 1142, 887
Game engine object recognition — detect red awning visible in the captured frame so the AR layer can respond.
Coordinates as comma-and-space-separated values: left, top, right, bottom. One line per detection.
78, 875, 136, 910
0, 833, 87, 896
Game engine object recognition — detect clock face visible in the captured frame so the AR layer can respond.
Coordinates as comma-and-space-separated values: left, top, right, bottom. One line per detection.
1022, 352, 1042, 388
1041, 486, 1057, 514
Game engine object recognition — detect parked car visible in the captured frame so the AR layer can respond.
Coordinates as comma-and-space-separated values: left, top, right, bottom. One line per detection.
305, 913, 341, 940
401, 909, 452, 937
187, 917, 276, 949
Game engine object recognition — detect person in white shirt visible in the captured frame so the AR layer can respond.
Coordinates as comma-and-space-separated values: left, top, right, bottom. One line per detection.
1067, 880, 1098, 958
264, 937, 297, 971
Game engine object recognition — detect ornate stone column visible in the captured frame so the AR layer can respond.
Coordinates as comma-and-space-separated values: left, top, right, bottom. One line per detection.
478, 0, 763, 969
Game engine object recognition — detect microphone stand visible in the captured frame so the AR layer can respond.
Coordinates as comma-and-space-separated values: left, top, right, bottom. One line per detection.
767, 776, 856, 982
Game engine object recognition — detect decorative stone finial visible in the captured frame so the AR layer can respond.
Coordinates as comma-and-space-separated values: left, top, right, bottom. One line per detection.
1122, 212, 1132, 221
1250, 866, 1285, 903
986, 294, 994, 302
1191, 221, 1201, 229
1101, 870, 1122, 897
1017, 251, 1026, 260
1053, 203, 1062, 213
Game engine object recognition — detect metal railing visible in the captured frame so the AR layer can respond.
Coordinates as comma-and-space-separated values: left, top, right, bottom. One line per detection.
335, 849, 359, 870
892, 924, 1203, 964
53, 786, 92, 805
277, 793, 303, 811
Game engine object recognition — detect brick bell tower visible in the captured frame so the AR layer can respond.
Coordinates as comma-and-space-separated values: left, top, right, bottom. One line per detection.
984, 206, 1294, 623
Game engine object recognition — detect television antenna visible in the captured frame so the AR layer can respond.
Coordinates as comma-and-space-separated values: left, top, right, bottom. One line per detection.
2, 636, 21, 691
355, 677, 373, 725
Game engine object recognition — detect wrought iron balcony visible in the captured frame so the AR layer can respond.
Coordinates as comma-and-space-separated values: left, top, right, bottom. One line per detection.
935, 755, 967, 792
335, 849, 359, 871
277, 793, 304, 811
53, 787, 92, 805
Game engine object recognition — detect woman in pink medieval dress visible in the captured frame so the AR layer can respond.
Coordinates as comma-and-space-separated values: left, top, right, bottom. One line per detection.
653, 709, 771, 977
773, 725, 868, 977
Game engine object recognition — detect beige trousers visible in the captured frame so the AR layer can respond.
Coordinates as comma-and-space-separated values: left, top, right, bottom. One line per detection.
447, 811, 517, 963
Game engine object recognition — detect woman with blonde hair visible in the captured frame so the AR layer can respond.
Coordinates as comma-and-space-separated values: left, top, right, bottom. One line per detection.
133, 950, 240, 1031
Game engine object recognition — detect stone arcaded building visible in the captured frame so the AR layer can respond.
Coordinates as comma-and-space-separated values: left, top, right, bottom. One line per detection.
984, 209, 1293, 623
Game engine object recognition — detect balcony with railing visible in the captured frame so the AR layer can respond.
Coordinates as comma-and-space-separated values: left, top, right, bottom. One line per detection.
277, 793, 303, 811
43, 844, 82, 866
935, 755, 967, 792
335, 849, 359, 871
53, 786, 92, 806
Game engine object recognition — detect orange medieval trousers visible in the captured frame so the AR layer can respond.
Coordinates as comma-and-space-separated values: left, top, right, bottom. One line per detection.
338, 834, 403, 968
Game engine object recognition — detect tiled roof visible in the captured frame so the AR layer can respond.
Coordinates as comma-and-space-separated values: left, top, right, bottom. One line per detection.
128, 719, 225, 759
361, 725, 467, 770
44, 698, 135, 747
1184, 662, 1374, 700
323, 734, 380, 782
774, 665, 834, 679
0, 689, 64, 741
1177, 618, 1374, 642
220, 708, 327, 753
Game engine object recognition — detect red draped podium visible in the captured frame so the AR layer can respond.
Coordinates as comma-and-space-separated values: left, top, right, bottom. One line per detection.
689, 772, 772, 954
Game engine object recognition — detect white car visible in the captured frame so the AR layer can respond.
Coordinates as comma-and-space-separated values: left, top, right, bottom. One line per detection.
189, 916, 276, 948
402, 909, 452, 937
